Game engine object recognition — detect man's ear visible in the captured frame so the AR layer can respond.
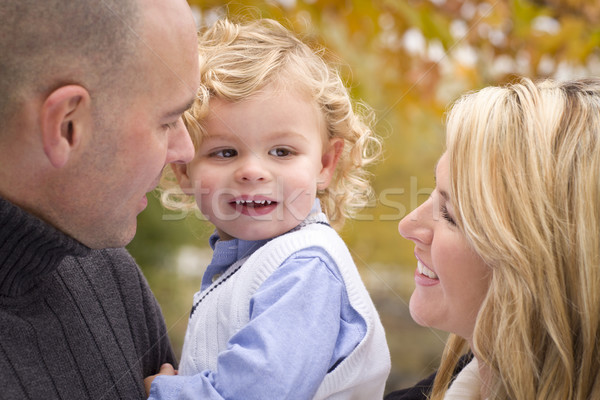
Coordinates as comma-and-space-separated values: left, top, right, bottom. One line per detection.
170, 163, 194, 194
317, 138, 344, 190
40, 85, 91, 168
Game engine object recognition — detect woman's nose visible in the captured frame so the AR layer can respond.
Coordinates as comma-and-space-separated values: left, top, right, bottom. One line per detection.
398, 197, 434, 245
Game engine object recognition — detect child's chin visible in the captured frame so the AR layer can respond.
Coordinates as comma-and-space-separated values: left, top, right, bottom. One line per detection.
237, 224, 298, 241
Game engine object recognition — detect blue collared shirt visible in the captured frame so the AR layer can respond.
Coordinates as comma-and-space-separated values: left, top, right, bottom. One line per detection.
149, 203, 367, 400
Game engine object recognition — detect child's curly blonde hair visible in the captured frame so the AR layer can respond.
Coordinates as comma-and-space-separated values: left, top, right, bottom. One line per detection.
162, 18, 381, 229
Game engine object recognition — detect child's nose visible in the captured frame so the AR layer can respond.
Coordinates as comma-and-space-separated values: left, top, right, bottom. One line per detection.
235, 157, 269, 183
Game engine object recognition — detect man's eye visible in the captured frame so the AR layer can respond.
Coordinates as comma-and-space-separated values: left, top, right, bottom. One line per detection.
269, 148, 293, 157
163, 119, 180, 130
212, 149, 237, 158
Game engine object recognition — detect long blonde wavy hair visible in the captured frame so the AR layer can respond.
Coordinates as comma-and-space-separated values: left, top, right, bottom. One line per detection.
431, 78, 600, 399
161, 18, 381, 230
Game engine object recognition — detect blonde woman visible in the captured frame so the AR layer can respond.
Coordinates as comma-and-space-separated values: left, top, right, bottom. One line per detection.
387, 77, 600, 399
145, 18, 390, 399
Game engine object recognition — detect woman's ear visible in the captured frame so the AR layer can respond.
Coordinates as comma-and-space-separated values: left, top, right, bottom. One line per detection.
171, 163, 194, 194
317, 138, 344, 190
40, 85, 91, 168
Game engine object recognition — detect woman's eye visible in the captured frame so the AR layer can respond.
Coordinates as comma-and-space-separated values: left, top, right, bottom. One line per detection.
269, 148, 293, 157
440, 205, 456, 226
212, 149, 237, 158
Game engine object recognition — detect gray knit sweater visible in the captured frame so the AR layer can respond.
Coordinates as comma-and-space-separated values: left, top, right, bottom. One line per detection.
0, 196, 176, 399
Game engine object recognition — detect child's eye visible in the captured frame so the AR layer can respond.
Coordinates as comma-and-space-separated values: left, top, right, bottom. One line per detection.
440, 205, 456, 226
211, 149, 238, 158
269, 147, 293, 157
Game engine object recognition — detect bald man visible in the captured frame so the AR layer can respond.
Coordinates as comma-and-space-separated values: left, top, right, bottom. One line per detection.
0, 0, 199, 398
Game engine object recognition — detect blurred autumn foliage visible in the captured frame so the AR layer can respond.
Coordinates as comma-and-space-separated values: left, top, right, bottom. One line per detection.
128, 0, 600, 393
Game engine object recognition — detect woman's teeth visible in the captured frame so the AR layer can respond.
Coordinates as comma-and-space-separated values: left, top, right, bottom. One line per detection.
417, 260, 438, 279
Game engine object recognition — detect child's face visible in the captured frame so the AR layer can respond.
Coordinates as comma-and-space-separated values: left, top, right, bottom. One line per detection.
176, 85, 342, 241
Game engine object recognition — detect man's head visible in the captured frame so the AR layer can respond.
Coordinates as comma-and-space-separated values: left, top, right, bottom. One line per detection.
0, 0, 200, 248
0, 0, 139, 123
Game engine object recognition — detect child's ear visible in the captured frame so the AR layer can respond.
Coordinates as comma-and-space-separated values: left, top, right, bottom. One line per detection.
317, 138, 344, 190
171, 163, 194, 194
40, 85, 91, 168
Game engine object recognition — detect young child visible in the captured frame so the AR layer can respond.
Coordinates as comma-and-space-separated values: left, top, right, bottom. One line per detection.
147, 18, 390, 400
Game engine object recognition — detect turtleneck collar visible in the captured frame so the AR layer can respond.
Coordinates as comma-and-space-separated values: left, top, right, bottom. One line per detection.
0, 196, 90, 297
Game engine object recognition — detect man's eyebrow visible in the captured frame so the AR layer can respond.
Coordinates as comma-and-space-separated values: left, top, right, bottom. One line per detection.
164, 99, 195, 119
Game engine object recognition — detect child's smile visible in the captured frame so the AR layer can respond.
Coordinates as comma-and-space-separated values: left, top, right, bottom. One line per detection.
230, 197, 278, 216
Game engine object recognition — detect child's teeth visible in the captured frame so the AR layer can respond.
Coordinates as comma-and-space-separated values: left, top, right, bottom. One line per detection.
235, 199, 273, 205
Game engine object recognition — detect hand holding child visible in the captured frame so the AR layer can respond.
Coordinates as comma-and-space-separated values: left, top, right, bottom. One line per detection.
144, 363, 178, 396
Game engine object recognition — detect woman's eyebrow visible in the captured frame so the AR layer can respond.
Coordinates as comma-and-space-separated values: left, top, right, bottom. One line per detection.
432, 159, 449, 201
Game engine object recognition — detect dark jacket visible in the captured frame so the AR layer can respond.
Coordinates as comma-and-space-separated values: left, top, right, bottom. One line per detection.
384, 354, 474, 400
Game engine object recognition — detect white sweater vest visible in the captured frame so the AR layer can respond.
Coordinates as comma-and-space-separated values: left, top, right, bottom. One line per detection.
179, 220, 391, 399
